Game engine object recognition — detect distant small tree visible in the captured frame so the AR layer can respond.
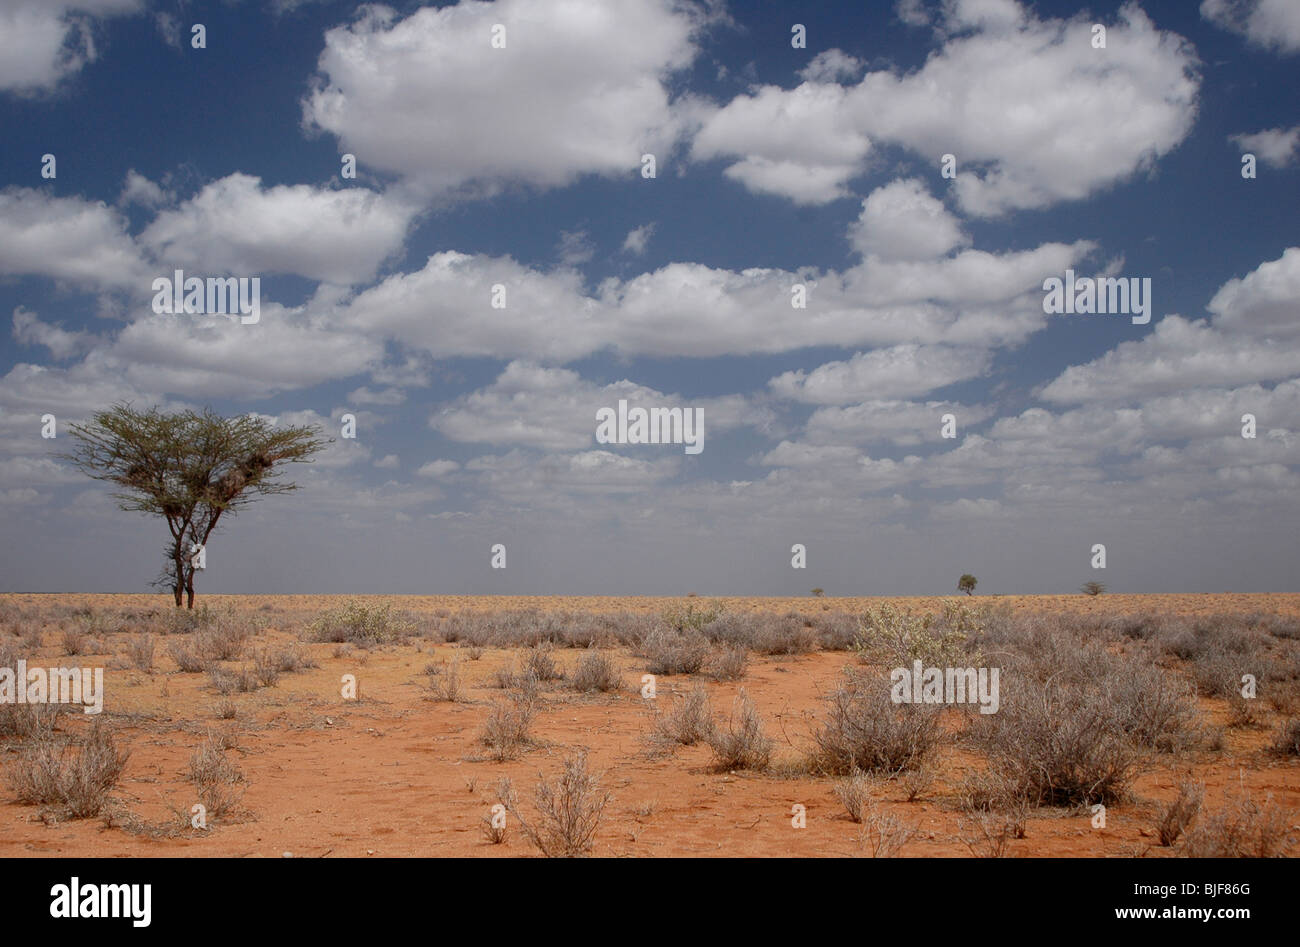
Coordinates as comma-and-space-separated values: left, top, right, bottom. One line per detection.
957, 574, 977, 596
811, 588, 825, 598
1081, 581, 1106, 596
62, 403, 327, 609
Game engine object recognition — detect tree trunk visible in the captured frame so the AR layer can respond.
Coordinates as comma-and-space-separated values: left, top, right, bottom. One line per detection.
172, 549, 185, 607
185, 563, 196, 609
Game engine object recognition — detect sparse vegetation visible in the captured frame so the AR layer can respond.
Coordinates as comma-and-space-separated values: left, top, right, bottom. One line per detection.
707, 690, 772, 771
498, 752, 611, 857
8, 720, 128, 819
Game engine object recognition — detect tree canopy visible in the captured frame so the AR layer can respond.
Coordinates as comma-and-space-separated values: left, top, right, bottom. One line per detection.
62, 403, 327, 607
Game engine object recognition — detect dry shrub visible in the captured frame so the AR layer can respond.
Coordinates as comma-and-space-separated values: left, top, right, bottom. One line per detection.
854, 600, 984, 667
0, 703, 61, 742
266, 643, 317, 673
188, 732, 245, 819
126, 634, 155, 672
958, 812, 1017, 858
168, 637, 210, 673
428, 660, 464, 702
1271, 718, 1300, 757
1182, 793, 1291, 858
1106, 659, 1199, 752
809, 672, 942, 776
754, 615, 820, 655
9, 720, 128, 819
480, 692, 536, 761
708, 646, 748, 682
500, 751, 611, 857
1156, 779, 1204, 846
899, 760, 936, 802
973, 674, 1138, 807
834, 768, 873, 823
641, 629, 709, 675
208, 664, 265, 695
707, 690, 772, 771
524, 644, 562, 683
857, 801, 917, 858
571, 649, 621, 693
61, 627, 88, 656
480, 800, 509, 845
310, 599, 412, 645
650, 686, 714, 749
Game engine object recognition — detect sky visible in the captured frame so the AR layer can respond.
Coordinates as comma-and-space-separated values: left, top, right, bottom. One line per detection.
0, 0, 1297, 597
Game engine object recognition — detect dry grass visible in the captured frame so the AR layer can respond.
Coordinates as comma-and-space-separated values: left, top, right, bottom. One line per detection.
1182, 792, 1291, 857
188, 731, 246, 820
707, 689, 772, 772
570, 649, 621, 693
1156, 779, 1205, 846
479, 692, 537, 761
498, 751, 611, 857
8, 720, 128, 819
809, 671, 941, 776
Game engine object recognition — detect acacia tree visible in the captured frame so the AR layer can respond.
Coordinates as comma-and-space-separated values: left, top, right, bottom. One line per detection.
63, 403, 327, 608
957, 574, 977, 596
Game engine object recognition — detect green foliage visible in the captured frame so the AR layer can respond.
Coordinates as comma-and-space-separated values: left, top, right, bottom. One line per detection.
1081, 581, 1107, 596
661, 600, 723, 633
61, 403, 326, 607
310, 599, 413, 645
853, 600, 985, 667
958, 574, 978, 595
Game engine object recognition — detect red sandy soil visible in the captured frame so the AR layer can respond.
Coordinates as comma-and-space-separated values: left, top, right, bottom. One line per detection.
1, 593, 1298, 857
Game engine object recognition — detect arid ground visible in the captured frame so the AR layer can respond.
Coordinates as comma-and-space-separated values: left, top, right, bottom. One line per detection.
1, 593, 1298, 857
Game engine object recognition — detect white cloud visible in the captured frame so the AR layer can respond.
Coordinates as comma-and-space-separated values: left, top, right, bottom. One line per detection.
302, 0, 706, 200
0, 0, 140, 93
622, 223, 657, 255
12, 307, 95, 360
140, 173, 416, 285
798, 49, 863, 84
1202, 0, 1300, 53
692, 1, 1199, 214
769, 344, 991, 404
430, 360, 767, 451
805, 398, 994, 445
416, 459, 461, 478
0, 188, 145, 289
1231, 125, 1300, 168
119, 169, 171, 208
1042, 249, 1300, 404
692, 81, 872, 204
848, 178, 968, 261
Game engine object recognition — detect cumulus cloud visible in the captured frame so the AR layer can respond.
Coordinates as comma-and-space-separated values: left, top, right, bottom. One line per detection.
805, 398, 995, 446
691, 81, 872, 204
622, 223, 657, 255
1202, 0, 1300, 53
119, 170, 172, 208
0, 188, 146, 289
848, 178, 968, 261
692, 1, 1199, 214
1041, 249, 1300, 404
417, 459, 460, 478
140, 173, 416, 285
769, 344, 992, 404
12, 308, 95, 360
798, 49, 864, 84
430, 360, 769, 450
302, 0, 706, 200
1231, 125, 1300, 168
0, 0, 140, 93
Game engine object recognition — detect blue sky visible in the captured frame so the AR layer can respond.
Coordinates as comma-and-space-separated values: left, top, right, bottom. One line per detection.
1, 0, 1297, 596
